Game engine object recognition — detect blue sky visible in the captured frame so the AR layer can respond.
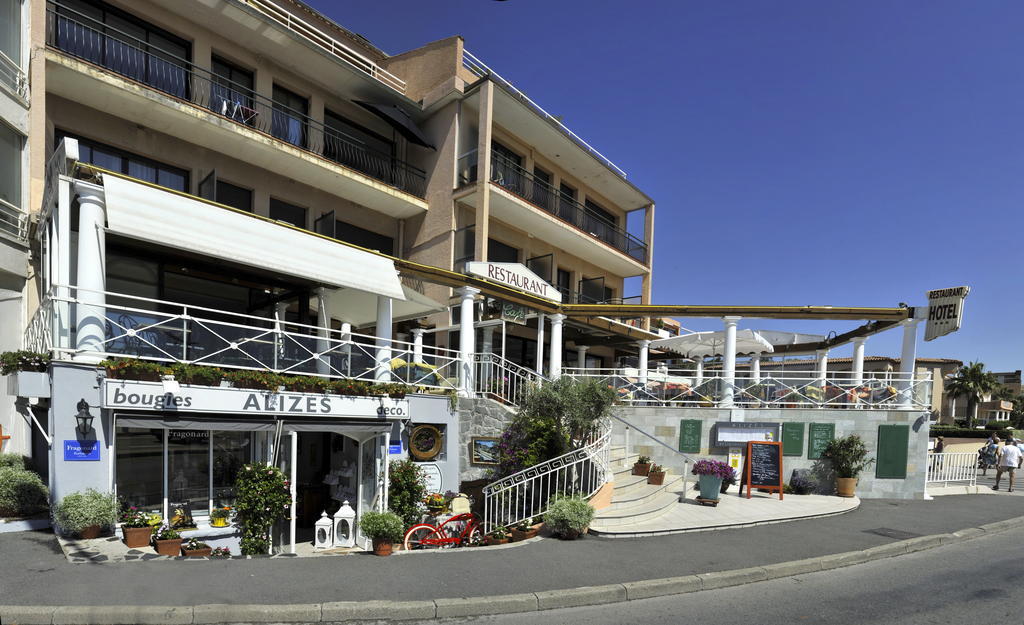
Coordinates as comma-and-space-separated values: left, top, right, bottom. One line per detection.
308, 0, 1023, 371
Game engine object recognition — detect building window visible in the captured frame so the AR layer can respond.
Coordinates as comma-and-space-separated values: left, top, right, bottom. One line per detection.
558, 182, 577, 223
584, 199, 617, 245
531, 167, 552, 210
210, 55, 254, 124
271, 84, 308, 148
334, 219, 394, 254
269, 198, 307, 229
115, 427, 164, 511
58, 131, 189, 192
216, 180, 252, 212
324, 109, 394, 180
556, 268, 571, 297
487, 238, 519, 264
1, 0, 20, 66
0, 122, 22, 211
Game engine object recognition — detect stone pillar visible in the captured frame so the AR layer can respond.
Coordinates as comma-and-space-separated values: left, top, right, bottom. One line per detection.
898, 319, 921, 408
852, 337, 866, 386
457, 287, 479, 393
720, 316, 740, 407
411, 328, 425, 364
316, 288, 330, 375
374, 297, 392, 382
577, 345, 589, 370
637, 340, 650, 385
74, 182, 106, 360
535, 313, 545, 376
548, 313, 565, 379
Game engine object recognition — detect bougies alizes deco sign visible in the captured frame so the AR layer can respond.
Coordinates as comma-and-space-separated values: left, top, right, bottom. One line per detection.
103, 380, 408, 418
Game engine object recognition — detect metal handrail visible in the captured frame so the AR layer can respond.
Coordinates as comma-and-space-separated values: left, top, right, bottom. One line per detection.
46, 5, 426, 198
610, 412, 695, 496
0, 49, 27, 100
0, 197, 28, 243
471, 352, 543, 406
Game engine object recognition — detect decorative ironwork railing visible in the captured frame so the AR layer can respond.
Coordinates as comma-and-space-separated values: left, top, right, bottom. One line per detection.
562, 368, 933, 410
46, 5, 426, 198
471, 353, 543, 406
0, 197, 28, 244
0, 50, 28, 100
925, 452, 978, 488
482, 417, 611, 532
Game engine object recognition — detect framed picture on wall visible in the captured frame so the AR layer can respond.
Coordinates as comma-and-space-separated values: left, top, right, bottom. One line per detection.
470, 437, 500, 465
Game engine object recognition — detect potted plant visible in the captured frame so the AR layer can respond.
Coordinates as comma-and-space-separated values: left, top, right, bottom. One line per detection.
152, 525, 183, 556
821, 434, 874, 497
486, 525, 511, 546
423, 492, 447, 516
169, 363, 224, 387
120, 507, 154, 548
53, 489, 118, 539
210, 506, 232, 528
357, 510, 404, 556
100, 359, 173, 382
691, 459, 734, 500
1, 350, 51, 398
211, 546, 232, 558
181, 537, 213, 557
720, 468, 738, 494
510, 517, 540, 542
544, 495, 594, 540
632, 455, 652, 476
646, 463, 666, 486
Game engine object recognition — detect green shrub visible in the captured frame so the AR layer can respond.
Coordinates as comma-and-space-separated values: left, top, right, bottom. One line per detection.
0, 467, 49, 517
0, 453, 27, 470
357, 510, 405, 543
543, 495, 594, 539
234, 463, 292, 555
53, 489, 117, 533
985, 421, 1013, 431
388, 459, 426, 529
930, 426, 1011, 439
821, 434, 874, 479
0, 351, 50, 375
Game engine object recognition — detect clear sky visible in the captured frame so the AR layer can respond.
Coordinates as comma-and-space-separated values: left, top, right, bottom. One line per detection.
307, 0, 1023, 371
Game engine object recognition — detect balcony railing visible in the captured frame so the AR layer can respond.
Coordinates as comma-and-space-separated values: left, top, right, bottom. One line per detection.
46, 5, 426, 198
0, 50, 28, 100
0, 197, 29, 244
458, 149, 648, 263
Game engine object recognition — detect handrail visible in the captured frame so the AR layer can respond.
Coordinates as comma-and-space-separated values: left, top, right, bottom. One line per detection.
0, 197, 28, 243
610, 412, 694, 497
0, 49, 27, 100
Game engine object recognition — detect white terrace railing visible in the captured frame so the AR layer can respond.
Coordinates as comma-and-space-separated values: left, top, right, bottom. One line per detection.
0, 50, 28, 100
925, 452, 978, 489
471, 353, 543, 406
482, 417, 611, 533
0, 197, 29, 244
562, 367, 933, 410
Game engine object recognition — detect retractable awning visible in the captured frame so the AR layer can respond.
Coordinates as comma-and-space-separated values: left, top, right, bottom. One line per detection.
100, 173, 405, 301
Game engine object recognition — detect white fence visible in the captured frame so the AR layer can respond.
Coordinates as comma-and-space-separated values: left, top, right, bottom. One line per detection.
925, 452, 978, 488
472, 353, 543, 406
0, 197, 28, 243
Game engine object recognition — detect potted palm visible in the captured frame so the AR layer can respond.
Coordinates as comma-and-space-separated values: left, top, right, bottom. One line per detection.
691, 459, 734, 501
632, 455, 652, 476
120, 507, 153, 548
152, 525, 183, 556
646, 463, 666, 485
357, 510, 404, 556
53, 489, 118, 539
821, 434, 874, 497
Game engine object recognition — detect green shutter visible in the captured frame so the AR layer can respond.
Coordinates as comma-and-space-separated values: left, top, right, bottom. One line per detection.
679, 419, 701, 454
782, 422, 805, 456
876, 424, 910, 479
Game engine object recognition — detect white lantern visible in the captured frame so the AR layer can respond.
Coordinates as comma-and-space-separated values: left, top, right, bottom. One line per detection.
314, 511, 333, 550
332, 500, 356, 548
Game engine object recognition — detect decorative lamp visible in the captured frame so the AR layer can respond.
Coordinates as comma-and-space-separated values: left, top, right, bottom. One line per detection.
332, 501, 356, 548
75, 399, 94, 435
314, 511, 333, 550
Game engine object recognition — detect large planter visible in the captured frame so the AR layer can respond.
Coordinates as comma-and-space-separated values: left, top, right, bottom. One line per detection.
182, 547, 213, 557
486, 536, 510, 546
154, 538, 184, 556
647, 470, 666, 486
122, 526, 152, 548
511, 527, 539, 542
632, 463, 651, 476
698, 474, 723, 500
836, 477, 858, 498
372, 539, 393, 556
6, 371, 50, 398
78, 525, 102, 540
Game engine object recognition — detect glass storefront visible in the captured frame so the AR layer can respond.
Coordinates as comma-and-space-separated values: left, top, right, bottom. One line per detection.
114, 427, 163, 512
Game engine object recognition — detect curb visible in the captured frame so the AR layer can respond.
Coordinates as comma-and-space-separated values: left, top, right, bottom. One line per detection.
4, 516, 1022, 624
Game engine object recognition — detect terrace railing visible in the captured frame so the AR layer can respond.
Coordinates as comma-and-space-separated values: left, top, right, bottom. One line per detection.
925, 452, 978, 489
0, 50, 27, 100
562, 368, 933, 410
471, 353, 543, 406
0, 197, 29, 244
46, 5, 426, 198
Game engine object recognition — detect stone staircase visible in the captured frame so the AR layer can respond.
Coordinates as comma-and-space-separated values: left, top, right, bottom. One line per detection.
590, 446, 685, 533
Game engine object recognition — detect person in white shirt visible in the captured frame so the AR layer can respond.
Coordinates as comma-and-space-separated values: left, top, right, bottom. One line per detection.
993, 439, 1022, 492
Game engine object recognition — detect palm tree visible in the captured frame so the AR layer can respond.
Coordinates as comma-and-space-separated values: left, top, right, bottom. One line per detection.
945, 362, 999, 428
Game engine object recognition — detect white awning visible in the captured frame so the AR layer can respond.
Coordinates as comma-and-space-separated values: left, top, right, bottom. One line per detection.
100, 173, 405, 301
324, 284, 447, 328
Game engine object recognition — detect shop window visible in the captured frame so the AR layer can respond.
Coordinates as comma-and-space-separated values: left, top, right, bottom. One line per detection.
115, 427, 164, 513
212, 431, 249, 508
168, 429, 210, 507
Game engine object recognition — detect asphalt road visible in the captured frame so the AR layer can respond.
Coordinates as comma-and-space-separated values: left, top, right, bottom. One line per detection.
431, 524, 1024, 625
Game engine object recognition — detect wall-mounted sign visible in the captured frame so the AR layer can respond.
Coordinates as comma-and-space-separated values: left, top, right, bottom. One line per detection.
420, 463, 443, 493
64, 439, 100, 461
924, 286, 969, 341
713, 422, 780, 447
466, 262, 562, 302
103, 380, 408, 419
501, 301, 527, 326
408, 424, 443, 461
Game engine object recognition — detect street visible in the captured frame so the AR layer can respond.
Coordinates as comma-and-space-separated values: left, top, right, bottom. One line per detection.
423, 524, 1024, 625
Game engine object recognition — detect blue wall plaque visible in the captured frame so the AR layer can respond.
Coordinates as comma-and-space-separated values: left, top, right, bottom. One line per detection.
64, 440, 100, 461
388, 443, 403, 455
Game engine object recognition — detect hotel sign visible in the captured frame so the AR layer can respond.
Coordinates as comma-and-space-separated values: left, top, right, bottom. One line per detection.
924, 286, 969, 342
466, 262, 562, 302
103, 380, 408, 418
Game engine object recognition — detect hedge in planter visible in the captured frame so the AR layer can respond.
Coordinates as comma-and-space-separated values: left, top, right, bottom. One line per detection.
543, 495, 594, 540
54, 489, 118, 537
234, 463, 292, 555
0, 467, 49, 517
0, 453, 28, 470
0, 351, 50, 375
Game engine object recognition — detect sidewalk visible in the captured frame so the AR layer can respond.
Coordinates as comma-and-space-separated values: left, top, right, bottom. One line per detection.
2, 495, 1023, 609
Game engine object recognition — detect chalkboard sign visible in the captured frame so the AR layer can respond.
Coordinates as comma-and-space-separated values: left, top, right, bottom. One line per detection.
740, 441, 783, 500
782, 422, 805, 457
679, 419, 701, 454
808, 423, 835, 460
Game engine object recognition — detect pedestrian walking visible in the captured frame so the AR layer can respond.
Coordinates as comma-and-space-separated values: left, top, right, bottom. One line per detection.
979, 437, 999, 476
992, 439, 1022, 492
934, 436, 945, 453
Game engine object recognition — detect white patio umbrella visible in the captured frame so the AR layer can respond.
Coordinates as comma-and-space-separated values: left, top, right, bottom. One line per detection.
650, 329, 774, 359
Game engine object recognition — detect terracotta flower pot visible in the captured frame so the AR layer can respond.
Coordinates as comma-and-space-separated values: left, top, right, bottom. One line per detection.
78, 525, 102, 539
372, 539, 393, 556
155, 538, 183, 556
632, 463, 651, 476
182, 547, 213, 557
647, 471, 666, 486
122, 526, 152, 548
486, 536, 510, 546
510, 527, 539, 542
836, 477, 858, 498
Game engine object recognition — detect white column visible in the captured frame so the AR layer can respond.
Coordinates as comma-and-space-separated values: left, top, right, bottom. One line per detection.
637, 340, 650, 385
898, 319, 921, 408
339, 322, 352, 376
74, 183, 106, 359
751, 355, 762, 383
816, 349, 829, 385
316, 288, 330, 375
535, 313, 545, 376
695, 359, 704, 386
577, 345, 589, 370
720, 316, 740, 407
851, 337, 866, 386
411, 328, 425, 364
548, 313, 565, 379
289, 430, 297, 554
457, 287, 479, 393
375, 296, 393, 382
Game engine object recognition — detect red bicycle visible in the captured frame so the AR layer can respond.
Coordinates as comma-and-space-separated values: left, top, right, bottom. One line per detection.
403, 512, 484, 550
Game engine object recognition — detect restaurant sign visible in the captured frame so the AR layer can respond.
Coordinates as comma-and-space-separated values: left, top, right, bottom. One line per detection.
103, 380, 408, 418
466, 262, 562, 302
924, 286, 969, 342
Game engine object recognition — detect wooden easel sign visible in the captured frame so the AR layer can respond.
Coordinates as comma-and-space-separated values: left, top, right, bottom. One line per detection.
740, 440, 783, 500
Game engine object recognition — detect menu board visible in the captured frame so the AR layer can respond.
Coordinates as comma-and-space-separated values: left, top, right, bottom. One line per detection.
808, 423, 836, 460
740, 441, 783, 500
679, 419, 701, 454
782, 422, 805, 457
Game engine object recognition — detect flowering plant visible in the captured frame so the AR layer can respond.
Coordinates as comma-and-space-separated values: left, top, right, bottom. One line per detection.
488, 525, 510, 540
234, 464, 292, 555
210, 506, 232, 520
423, 493, 446, 509
0, 350, 51, 375
120, 507, 150, 529
152, 525, 180, 541
183, 537, 209, 551
211, 546, 232, 558
691, 459, 734, 479
648, 463, 664, 474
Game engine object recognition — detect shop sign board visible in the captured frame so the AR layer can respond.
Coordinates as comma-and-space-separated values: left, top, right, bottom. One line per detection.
713, 422, 780, 447
420, 463, 443, 493
500, 301, 528, 325
64, 439, 100, 461
924, 286, 969, 341
103, 380, 409, 419
466, 262, 562, 302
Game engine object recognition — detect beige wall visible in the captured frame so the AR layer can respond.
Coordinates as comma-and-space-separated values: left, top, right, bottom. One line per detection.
380, 37, 463, 105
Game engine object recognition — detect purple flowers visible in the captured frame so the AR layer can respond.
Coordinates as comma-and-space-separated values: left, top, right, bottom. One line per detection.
691, 459, 734, 480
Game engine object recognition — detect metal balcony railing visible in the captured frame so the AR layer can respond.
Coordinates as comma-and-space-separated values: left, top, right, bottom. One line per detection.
0, 50, 28, 100
46, 4, 426, 198
0, 197, 29, 243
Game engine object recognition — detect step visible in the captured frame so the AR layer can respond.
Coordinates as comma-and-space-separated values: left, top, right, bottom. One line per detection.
591, 491, 679, 528
612, 457, 641, 477
609, 475, 684, 510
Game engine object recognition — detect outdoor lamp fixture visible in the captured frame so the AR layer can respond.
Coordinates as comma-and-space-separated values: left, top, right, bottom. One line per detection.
75, 399, 94, 435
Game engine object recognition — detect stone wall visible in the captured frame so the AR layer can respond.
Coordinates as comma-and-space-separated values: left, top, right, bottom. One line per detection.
611, 406, 931, 500
455, 397, 516, 482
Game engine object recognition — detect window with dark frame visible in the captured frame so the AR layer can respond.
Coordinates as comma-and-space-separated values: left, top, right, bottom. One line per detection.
323, 108, 395, 180
57, 130, 189, 193
334, 219, 394, 254
210, 55, 254, 124
269, 198, 307, 229
487, 238, 519, 264
215, 180, 252, 212
271, 84, 308, 148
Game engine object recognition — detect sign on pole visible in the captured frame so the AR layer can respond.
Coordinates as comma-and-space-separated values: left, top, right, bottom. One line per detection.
924, 286, 970, 341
